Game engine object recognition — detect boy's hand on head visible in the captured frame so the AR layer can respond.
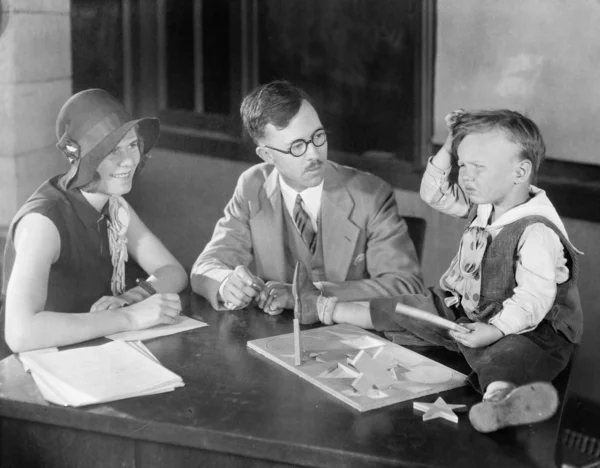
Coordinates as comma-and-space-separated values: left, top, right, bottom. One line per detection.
442, 109, 467, 152
444, 109, 466, 129
432, 109, 467, 169
449, 322, 504, 348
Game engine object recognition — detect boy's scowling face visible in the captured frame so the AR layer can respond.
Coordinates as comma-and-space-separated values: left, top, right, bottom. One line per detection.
456, 130, 529, 208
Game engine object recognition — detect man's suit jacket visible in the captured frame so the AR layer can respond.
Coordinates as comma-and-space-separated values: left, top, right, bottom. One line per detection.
191, 161, 424, 309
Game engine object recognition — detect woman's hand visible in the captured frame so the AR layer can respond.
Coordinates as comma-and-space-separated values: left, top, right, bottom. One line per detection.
89, 295, 130, 312
124, 293, 182, 330
89, 287, 149, 312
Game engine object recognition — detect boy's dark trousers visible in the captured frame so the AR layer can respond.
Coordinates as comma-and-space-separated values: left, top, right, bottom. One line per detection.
370, 287, 575, 392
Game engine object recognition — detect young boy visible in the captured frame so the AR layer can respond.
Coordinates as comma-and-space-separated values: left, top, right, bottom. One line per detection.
292, 109, 583, 433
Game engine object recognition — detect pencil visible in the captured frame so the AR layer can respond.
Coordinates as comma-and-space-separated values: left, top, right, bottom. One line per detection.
394, 303, 471, 334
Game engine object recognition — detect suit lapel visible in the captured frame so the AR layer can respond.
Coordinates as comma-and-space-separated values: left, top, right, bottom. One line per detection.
321, 164, 359, 282
249, 168, 287, 282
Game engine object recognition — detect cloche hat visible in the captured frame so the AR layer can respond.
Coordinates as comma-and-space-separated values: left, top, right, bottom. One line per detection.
56, 89, 159, 189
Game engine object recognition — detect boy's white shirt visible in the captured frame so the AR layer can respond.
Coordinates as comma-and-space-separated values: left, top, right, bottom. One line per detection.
420, 158, 581, 336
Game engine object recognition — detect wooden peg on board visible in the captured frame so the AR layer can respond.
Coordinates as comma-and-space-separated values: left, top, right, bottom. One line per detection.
292, 263, 303, 366
293, 318, 302, 366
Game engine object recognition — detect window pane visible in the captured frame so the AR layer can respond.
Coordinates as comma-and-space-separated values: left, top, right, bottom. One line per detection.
166, 0, 195, 110
72, 0, 123, 100
258, 0, 418, 160
202, 0, 231, 114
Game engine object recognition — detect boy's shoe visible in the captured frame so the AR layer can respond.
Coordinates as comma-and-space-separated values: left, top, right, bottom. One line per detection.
292, 262, 321, 325
469, 382, 559, 433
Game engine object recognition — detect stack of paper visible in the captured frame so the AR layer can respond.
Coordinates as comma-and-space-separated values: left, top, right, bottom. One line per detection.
19, 340, 184, 407
106, 315, 208, 342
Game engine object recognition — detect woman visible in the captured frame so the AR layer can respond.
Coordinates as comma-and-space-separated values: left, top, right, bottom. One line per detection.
1, 89, 187, 354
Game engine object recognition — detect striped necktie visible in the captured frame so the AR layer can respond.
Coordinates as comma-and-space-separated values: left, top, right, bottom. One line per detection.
293, 194, 317, 254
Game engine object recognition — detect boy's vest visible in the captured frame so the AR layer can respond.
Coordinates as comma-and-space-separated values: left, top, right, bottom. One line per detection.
464, 213, 583, 344
281, 204, 327, 283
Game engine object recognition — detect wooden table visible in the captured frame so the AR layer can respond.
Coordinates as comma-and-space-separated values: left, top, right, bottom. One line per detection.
0, 292, 567, 468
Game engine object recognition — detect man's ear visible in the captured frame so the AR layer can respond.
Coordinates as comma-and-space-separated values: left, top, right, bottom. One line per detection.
515, 159, 532, 184
256, 146, 274, 164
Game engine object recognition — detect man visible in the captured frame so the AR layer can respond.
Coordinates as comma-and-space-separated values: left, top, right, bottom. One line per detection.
1, 89, 187, 355
191, 81, 424, 314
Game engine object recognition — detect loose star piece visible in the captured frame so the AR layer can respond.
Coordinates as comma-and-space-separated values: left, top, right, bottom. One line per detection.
413, 397, 467, 423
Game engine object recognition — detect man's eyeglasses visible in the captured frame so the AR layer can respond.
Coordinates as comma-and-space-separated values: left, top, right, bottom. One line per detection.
263, 129, 327, 157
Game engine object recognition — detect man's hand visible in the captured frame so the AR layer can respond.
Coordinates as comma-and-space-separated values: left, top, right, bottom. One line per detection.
89, 295, 130, 312
122, 293, 182, 330
257, 281, 293, 316
220, 266, 265, 310
449, 322, 504, 348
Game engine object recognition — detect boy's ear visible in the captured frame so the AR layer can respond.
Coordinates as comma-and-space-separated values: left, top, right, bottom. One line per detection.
256, 146, 274, 164
515, 159, 532, 184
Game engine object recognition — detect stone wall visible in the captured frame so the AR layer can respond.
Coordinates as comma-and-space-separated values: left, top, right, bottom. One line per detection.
0, 0, 71, 229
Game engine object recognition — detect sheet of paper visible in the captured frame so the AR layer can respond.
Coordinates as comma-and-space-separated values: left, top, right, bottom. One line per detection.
127, 341, 160, 363
106, 315, 207, 342
19, 347, 59, 372
30, 372, 70, 406
23, 340, 183, 407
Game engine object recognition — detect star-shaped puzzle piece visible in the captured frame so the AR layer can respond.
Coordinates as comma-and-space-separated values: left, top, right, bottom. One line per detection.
349, 349, 397, 390
413, 397, 467, 423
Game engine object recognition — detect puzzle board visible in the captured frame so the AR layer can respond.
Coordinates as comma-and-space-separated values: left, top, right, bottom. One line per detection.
247, 324, 467, 412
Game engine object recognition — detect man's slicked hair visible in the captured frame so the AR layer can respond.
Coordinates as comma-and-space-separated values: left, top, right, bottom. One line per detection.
240, 81, 313, 143
450, 109, 546, 180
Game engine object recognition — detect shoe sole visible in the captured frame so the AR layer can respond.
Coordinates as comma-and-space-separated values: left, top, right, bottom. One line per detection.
468, 382, 559, 433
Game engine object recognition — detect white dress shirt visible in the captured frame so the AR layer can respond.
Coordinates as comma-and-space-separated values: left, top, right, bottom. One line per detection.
278, 175, 323, 232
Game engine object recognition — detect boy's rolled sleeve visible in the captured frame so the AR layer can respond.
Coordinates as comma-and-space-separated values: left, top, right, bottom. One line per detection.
419, 158, 470, 218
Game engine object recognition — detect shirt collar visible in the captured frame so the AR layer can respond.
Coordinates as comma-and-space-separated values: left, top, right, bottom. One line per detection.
68, 188, 106, 227
278, 175, 323, 221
